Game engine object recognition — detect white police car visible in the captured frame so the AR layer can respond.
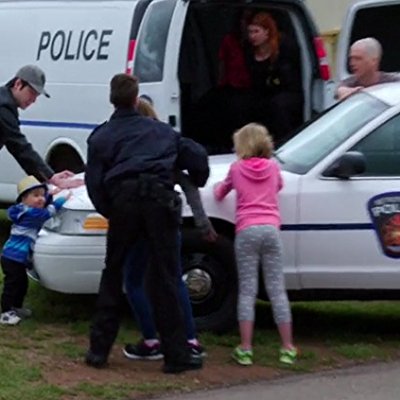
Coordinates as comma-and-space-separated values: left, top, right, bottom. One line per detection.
33, 83, 400, 332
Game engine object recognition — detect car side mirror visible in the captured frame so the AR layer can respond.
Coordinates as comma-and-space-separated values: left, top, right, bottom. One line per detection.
323, 151, 366, 179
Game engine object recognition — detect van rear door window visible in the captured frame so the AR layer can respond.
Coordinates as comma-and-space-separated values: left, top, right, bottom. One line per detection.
348, 5, 400, 73
134, 0, 176, 82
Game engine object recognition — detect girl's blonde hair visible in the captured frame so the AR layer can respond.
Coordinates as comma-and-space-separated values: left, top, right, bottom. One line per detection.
137, 97, 158, 119
233, 123, 274, 159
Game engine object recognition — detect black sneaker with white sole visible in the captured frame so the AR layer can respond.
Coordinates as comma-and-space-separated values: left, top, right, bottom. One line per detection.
123, 340, 163, 360
188, 342, 207, 358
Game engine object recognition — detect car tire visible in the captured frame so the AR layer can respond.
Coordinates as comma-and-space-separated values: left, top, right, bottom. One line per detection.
181, 227, 237, 333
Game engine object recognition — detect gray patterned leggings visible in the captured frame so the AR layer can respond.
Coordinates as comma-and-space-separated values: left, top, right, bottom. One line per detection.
235, 225, 292, 324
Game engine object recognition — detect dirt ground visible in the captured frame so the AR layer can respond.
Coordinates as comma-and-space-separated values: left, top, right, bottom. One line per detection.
41, 337, 366, 400
8, 299, 400, 400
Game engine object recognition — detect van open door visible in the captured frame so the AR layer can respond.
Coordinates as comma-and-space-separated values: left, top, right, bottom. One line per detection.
336, 0, 400, 84
133, 0, 187, 129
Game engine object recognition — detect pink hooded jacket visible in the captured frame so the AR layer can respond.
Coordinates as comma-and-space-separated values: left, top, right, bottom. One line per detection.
214, 157, 283, 233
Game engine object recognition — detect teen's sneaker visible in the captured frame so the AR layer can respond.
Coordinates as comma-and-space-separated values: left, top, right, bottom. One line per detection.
0, 310, 21, 326
279, 347, 298, 365
232, 346, 253, 366
12, 307, 32, 319
123, 340, 163, 360
188, 341, 207, 358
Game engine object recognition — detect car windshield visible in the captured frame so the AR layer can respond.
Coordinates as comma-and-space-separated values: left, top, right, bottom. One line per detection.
275, 93, 389, 174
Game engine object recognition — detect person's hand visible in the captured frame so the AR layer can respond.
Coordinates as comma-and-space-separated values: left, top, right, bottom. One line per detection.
52, 170, 75, 179
48, 187, 62, 196
336, 86, 362, 101
49, 171, 85, 189
203, 223, 218, 242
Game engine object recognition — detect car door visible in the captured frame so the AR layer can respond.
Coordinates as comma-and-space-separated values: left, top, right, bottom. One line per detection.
297, 106, 400, 290
133, 0, 187, 129
336, 0, 400, 83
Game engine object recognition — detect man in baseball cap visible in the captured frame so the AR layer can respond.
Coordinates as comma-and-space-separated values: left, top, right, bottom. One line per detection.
0, 64, 83, 190
15, 64, 50, 98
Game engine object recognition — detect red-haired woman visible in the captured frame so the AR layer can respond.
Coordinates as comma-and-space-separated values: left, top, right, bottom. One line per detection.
246, 12, 303, 145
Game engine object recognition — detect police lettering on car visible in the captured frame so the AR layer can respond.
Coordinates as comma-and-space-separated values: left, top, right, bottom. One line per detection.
37, 30, 113, 61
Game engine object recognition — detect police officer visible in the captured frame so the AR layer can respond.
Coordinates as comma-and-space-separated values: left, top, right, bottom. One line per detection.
0, 65, 83, 189
84, 73, 209, 373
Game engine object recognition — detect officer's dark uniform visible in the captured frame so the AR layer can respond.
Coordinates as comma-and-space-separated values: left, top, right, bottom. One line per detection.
85, 108, 209, 372
0, 86, 54, 181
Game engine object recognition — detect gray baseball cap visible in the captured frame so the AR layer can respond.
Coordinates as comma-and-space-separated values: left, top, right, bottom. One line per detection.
15, 65, 50, 98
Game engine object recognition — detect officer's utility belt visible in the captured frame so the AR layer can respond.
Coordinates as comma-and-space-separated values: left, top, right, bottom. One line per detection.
121, 174, 179, 209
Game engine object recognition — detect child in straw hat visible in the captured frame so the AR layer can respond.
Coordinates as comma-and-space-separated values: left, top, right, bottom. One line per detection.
0, 175, 70, 325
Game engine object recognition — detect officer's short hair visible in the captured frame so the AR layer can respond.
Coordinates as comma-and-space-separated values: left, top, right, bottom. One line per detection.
109, 74, 139, 108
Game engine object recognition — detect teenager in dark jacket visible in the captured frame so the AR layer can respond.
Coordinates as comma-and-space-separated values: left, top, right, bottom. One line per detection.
85, 73, 209, 374
0, 65, 83, 189
122, 98, 216, 361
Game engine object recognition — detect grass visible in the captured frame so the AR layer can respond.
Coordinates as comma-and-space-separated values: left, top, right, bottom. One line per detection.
1, 211, 400, 398
0, 344, 68, 400
2, 285, 400, 399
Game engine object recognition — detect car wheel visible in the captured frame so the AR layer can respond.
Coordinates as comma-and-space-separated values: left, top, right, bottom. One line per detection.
181, 227, 237, 333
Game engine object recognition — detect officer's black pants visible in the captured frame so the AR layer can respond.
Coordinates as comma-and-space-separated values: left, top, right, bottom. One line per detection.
89, 186, 189, 365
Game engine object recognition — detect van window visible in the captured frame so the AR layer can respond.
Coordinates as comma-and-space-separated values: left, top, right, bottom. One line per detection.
134, 0, 176, 82
348, 5, 400, 73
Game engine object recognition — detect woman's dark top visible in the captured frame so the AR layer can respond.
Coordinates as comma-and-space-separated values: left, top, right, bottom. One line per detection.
246, 35, 302, 96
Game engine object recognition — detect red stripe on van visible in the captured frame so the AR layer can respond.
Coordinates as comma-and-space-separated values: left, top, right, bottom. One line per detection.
125, 39, 136, 75
313, 37, 331, 81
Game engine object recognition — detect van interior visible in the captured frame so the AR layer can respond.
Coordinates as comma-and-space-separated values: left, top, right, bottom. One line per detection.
348, 4, 400, 74
178, 3, 307, 154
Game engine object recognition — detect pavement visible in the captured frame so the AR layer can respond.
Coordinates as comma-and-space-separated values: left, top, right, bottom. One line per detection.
162, 361, 400, 400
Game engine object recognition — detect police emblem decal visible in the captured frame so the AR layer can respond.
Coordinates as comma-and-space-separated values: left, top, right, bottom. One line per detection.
367, 192, 400, 259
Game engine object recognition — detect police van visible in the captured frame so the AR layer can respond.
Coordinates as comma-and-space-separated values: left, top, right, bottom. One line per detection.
0, 0, 399, 203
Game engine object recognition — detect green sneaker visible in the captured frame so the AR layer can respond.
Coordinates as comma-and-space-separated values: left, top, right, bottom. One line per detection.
279, 347, 298, 365
232, 347, 253, 366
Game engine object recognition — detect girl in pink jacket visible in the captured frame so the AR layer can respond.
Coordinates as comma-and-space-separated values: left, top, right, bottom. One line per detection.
214, 123, 296, 366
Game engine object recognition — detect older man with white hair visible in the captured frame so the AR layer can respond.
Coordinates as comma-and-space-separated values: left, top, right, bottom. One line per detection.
336, 37, 399, 100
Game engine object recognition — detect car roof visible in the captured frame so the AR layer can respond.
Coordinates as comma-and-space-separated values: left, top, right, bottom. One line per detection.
364, 81, 400, 106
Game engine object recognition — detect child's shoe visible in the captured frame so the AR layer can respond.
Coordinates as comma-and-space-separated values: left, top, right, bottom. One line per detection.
0, 310, 21, 325
232, 346, 253, 366
12, 307, 32, 319
279, 347, 298, 365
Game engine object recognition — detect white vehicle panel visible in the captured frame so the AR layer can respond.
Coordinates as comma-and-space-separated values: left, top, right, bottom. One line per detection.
0, 1, 138, 200
33, 230, 105, 294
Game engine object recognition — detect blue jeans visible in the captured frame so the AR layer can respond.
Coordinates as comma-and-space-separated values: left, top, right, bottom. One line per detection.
123, 233, 197, 340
